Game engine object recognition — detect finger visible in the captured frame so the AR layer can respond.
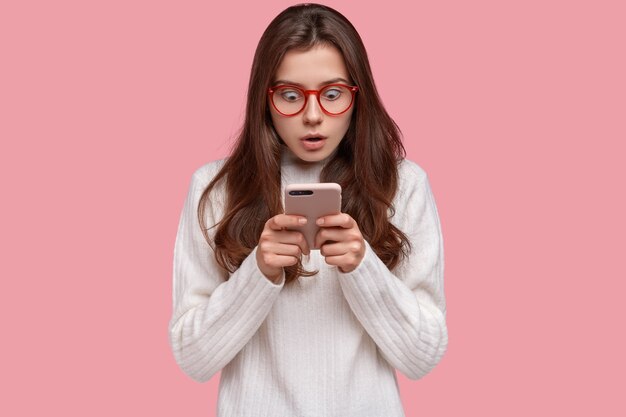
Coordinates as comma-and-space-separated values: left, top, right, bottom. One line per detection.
321, 254, 344, 266
314, 228, 345, 249
276, 230, 310, 256
262, 253, 300, 268
316, 213, 354, 229
318, 241, 349, 257
324, 254, 360, 273
259, 241, 304, 258
296, 232, 311, 255
259, 227, 311, 256
268, 214, 308, 231
315, 226, 364, 248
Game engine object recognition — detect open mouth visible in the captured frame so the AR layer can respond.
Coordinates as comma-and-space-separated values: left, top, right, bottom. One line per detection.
301, 136, 327, 150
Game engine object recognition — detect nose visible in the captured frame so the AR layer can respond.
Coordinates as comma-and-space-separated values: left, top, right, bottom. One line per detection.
302, 93, 323, 124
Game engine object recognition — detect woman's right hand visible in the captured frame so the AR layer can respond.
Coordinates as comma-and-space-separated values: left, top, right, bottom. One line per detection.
256, 214, 310, 283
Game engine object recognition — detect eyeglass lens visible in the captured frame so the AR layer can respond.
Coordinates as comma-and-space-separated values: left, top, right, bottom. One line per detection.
272, 85, 353, 115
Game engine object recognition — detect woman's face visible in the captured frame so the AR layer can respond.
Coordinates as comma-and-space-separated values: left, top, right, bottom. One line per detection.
269, 44, 355, 163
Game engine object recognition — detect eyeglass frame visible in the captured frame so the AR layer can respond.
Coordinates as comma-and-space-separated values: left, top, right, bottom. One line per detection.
267, 83, 359, 117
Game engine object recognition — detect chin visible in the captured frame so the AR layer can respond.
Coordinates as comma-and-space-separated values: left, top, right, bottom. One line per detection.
297, 153, 325, 162
286, 139, 341, 163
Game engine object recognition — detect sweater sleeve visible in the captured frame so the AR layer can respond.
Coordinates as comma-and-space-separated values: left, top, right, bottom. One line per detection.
168, 164, 285, 383
337, 164, 448, 380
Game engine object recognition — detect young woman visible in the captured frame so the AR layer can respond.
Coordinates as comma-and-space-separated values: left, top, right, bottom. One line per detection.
168, 3, 448, 416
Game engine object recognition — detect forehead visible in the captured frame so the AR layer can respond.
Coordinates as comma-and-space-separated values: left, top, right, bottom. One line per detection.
273, 44, 350, 86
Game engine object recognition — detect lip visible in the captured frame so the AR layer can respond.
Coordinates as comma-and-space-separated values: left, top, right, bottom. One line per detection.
300, 132, 328, 141
300, 132, 328, 151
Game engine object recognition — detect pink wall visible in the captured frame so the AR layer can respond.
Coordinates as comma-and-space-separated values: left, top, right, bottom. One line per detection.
1, 0, 624, 415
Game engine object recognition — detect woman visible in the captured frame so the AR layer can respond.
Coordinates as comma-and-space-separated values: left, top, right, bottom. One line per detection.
168, 3, 448, 416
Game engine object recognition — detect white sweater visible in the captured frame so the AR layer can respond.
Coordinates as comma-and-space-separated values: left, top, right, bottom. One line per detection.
168, 145, 448, 417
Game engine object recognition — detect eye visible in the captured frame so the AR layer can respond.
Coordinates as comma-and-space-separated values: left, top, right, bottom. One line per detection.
322, 87, 343, 101
278, 87, 302, 102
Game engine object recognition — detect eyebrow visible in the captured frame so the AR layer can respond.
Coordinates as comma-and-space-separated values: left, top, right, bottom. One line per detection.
273, 77, 350, 87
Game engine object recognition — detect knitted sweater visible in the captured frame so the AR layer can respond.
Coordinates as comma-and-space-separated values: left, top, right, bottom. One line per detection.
168, 144, 448, 417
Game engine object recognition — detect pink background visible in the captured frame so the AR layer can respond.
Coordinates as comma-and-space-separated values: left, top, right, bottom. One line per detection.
2, 0, 624, 415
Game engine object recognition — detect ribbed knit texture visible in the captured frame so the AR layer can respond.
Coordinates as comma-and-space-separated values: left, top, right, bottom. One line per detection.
168, 144, 448, 417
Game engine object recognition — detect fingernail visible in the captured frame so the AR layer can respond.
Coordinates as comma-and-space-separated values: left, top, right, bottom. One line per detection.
298, 218, 307, 225
316, 218, 324, 225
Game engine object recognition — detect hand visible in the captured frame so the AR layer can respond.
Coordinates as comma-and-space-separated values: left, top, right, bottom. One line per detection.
256, 214, 310, 283
314, 213, 365, 273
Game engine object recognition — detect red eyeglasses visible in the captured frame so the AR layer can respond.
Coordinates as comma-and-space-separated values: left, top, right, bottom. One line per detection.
268, 83, 359, 116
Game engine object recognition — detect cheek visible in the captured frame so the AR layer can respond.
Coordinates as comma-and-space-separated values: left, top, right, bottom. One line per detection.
339, 112, 353, 132
269, 109, 285, 131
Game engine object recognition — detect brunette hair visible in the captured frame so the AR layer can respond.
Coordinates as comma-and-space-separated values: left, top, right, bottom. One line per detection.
198, 3, 411, 285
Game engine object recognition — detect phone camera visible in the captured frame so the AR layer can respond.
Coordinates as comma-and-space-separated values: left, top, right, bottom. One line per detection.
289, 190, 313, 196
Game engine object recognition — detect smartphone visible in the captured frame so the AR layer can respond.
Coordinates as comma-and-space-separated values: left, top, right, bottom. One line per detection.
284, 182, 342, 250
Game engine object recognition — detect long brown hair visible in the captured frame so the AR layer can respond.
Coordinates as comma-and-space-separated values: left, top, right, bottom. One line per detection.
198, 3, 411, 285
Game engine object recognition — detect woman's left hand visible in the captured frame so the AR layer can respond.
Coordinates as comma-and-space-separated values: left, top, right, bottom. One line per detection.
314, 213, 365, 273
